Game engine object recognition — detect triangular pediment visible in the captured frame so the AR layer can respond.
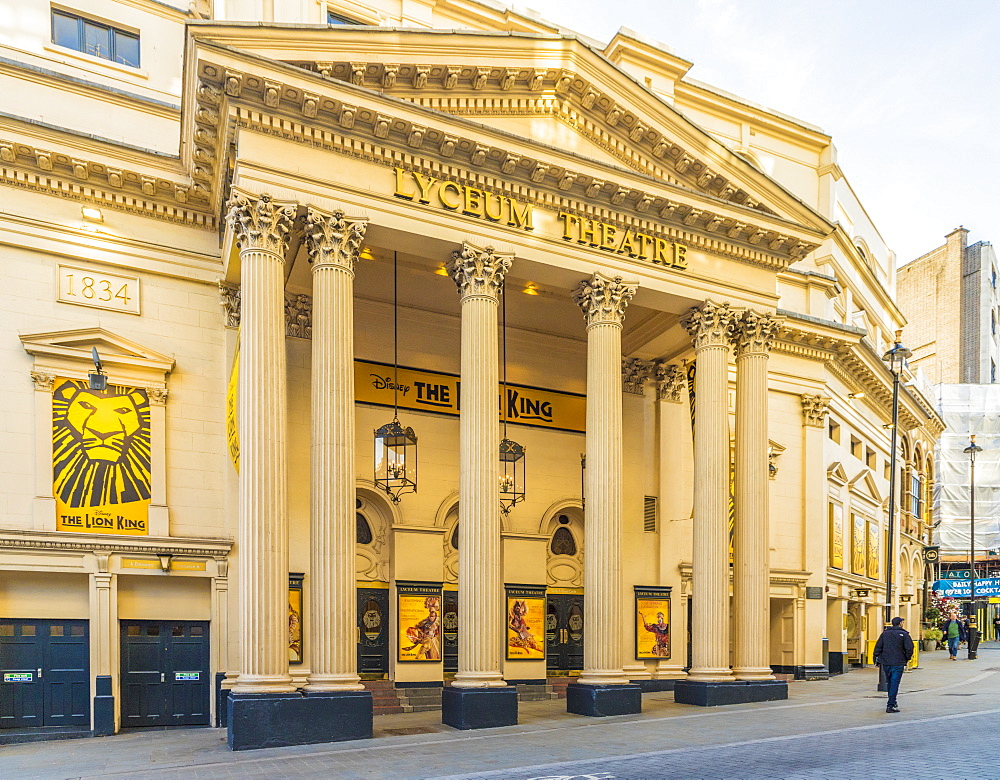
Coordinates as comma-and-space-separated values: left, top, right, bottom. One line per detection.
186, 24, 830, 266
827, 461, 849, 485
848, 468, 882, 505
20, 327, 175, 373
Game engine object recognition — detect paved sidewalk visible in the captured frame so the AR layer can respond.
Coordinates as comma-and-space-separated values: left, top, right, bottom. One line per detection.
6, 646, 1000, 780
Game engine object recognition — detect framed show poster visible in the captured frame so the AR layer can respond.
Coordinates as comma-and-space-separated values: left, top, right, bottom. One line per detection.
397, 581, 442, 662
829, 503, 844, 570
288, 572, 303, 665
505, 584, 546, 660
635, 586, 671, 659
851, 514, 867, 575
867, 521, 880, 580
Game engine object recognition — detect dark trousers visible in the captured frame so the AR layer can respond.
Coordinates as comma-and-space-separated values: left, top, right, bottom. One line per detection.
947, 636, 960, 657
883, 664, 905, 707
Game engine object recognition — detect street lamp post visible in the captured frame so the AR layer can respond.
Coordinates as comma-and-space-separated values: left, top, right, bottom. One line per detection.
882, 330, 911, 628
964, 435, 983, 660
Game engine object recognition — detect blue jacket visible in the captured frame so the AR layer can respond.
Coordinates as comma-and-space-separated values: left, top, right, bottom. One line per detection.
941, 619, 968, 643
873, 626, 914, 666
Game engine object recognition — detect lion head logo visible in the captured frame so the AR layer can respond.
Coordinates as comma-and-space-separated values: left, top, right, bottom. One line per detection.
52, 378, 151, 507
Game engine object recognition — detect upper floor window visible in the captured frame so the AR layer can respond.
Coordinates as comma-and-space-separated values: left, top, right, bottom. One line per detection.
52, 9, 139, 67
327, 11, 363, 24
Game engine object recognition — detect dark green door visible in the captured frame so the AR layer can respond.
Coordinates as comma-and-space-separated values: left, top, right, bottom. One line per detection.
357, 588, 389, 679
0, 619, 89, 730
442, 589, 458, 673
120, 621, 209, 727
545, 595, 584, 673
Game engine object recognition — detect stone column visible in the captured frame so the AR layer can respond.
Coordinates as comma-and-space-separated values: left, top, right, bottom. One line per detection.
449, 243, 512, 689
303, 207, 368, 692
653, 362, 689, 682
732, 310, 780, 680
227, 190, 297, 695
680, 300, 736, 683
89, 554, 116, 735
572, 273, 637, 687
146, 387, 169, 536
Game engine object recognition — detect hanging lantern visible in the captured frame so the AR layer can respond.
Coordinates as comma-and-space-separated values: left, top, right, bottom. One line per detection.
499, 437, 525, 514
373, 251, 418, 503
374, 418, 417, 503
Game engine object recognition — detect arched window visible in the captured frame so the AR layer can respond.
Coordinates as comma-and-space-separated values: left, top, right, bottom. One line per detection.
450, 523, 459, 550
356, 512, 373, 545
550, 527, 577, 556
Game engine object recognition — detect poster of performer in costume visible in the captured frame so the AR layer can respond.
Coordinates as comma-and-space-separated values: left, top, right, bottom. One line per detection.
505, 585, 546, 660
635, 586, 672, 659
397, 582, 442, 662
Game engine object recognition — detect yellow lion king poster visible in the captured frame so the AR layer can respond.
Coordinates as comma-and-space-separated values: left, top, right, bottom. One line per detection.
53, 377, 151, 535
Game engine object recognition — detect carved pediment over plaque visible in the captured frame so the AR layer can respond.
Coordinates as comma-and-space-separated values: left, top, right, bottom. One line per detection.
20, 328, 175, 376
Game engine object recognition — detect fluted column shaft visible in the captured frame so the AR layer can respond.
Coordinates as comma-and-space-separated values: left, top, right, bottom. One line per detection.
681, 301, 736, 683
573, 273, 637, 685
732, 311, 779, 680
228, 191, 297, 694
304, 208, 368, 691
450, 244, 512, 688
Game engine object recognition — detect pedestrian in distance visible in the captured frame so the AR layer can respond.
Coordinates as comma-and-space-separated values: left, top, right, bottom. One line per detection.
941, 614, 967, 659
993, 613, 1000, 642
873, 616, 914, 713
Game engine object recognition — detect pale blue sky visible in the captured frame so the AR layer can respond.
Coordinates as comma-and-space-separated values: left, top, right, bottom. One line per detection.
511, 0, 999, 266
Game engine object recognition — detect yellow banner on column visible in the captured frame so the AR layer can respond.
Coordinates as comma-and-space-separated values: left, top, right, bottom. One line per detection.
52, 377, 150, 535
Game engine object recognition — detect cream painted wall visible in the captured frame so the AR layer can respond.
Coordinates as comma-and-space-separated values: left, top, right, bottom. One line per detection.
118, 574, 211, 620
0, 571, 90, 618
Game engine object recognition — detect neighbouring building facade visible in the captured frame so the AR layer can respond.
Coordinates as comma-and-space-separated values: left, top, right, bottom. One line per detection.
0, 0, 941, 747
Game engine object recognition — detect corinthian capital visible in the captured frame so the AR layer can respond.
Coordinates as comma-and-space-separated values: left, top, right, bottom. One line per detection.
226, 190, 297, 257
621, 357, 651, 395
680, 300, 736, 350
572, 273, 637, 328
449, 243, 513, 300
801, 394, 831, 427
304, 207, 368, 270
655, 362, 685, 402
732, 309, 782, 357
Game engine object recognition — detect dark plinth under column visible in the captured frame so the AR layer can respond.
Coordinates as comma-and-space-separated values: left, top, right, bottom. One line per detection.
673, 679, 788, 706
93, 675, 115, 736
441, 686, 518, 730
215, 673, 228, 728
227, 690, 373, 751
633, 679, 676, 692
566, 683, 642, 717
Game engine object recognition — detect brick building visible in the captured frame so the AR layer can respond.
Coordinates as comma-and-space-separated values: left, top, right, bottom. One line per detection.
898, 228, 1000, 384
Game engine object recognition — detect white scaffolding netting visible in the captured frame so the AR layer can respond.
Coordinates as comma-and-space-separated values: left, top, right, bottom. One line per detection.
935, 384, 1000, 553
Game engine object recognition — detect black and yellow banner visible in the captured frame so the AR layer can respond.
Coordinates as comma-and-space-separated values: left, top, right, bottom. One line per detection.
53, 377, 150, 535
356, 359, 586, 433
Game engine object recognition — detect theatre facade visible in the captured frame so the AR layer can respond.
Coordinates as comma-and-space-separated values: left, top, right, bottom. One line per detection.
0, 4, 941, 748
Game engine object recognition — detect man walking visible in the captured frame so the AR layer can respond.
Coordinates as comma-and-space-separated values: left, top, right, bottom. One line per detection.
873, 616, 914, 713
941, 614, 967, 660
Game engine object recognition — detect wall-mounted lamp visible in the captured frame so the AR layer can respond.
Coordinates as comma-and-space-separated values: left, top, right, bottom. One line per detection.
900, 593, 913, 603
88, 347, 108, 392
852, 587, 870, 599
523, 283, 539, 296
434, 264, 450, 276
158, 553, 173, 572
848, 392, 866, 400
81, 206, 104, 222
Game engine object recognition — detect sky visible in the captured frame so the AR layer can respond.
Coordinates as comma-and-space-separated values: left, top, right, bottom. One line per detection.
508, 0, 999, 265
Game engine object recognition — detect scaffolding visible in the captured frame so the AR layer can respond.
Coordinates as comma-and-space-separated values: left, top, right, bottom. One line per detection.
935, 384, 1000, 554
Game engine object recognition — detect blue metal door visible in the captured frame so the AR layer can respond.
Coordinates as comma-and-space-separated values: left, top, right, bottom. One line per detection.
0, 619, 89, 730
120, 621, 209, 727
357, 588, 389, 679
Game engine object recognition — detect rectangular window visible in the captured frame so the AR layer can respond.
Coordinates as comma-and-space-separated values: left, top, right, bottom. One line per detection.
865, 447, 876, 470
828, 419, 840, 444
911, 473, 923, 518
850, 435, 862, 459
51, 9, 140, 67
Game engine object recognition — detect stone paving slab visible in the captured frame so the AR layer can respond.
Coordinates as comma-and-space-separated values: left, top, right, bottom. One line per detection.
5, 647, 1000, 780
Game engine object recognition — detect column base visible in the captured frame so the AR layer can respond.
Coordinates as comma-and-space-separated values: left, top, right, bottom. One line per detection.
441, 685, 518, 730
227, 690, 373, 751
215, 672, 228, 728
632, 679, 676, 692
673, 679, 788, 707
566, 683, 642, 717
770, 664, 829, 681
93, 675, 115, 737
